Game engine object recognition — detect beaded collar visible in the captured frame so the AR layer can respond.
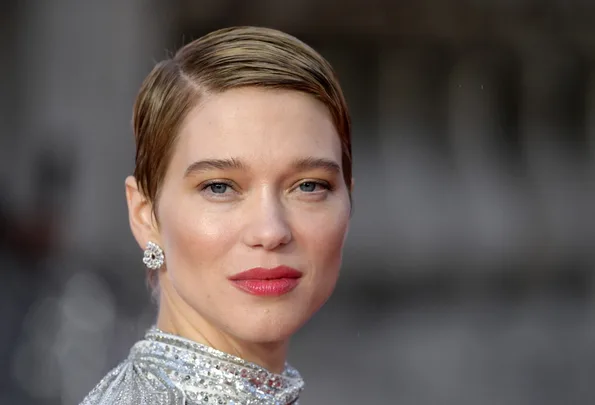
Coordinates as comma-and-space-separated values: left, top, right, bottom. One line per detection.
129, 328, 304, 405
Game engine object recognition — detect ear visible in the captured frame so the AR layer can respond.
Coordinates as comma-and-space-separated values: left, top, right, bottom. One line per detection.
125, 176, 160, 250
349, 177, 355, 194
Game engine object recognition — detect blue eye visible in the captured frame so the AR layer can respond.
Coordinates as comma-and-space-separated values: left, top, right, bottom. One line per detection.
199, 180, 237, 200
299, 182, 317, 192
299, 181, 329, 192
207, 183, 229, 194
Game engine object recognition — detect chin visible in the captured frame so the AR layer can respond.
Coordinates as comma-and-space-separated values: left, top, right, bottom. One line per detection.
228, 312, 308, 344
223, 285, 334, 344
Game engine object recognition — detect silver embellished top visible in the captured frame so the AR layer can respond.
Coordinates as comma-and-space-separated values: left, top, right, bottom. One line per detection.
80, 328, 304, 405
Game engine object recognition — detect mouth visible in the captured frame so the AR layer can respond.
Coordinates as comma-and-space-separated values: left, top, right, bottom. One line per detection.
228, 266, 302, 297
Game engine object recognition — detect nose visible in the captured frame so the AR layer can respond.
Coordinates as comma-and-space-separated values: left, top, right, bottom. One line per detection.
242, 191, 292, 250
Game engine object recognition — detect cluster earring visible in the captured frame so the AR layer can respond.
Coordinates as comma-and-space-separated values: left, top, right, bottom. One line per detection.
143, 241, 164, 270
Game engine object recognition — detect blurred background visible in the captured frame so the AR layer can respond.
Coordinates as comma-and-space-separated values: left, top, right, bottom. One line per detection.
1, 0, 594, 404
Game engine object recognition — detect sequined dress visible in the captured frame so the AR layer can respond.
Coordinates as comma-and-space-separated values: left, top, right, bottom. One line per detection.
80, 328, 304, 405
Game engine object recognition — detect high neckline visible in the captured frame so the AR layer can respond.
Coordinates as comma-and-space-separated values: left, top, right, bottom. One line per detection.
128, 327, 304, 404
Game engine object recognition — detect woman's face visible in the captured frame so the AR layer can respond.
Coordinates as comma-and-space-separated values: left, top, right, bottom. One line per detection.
152, 87, 350, 343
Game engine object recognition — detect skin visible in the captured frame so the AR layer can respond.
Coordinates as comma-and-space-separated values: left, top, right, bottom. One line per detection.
125, 87, 351, 373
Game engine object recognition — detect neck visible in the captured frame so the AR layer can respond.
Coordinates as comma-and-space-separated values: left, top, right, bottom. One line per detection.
156, 287, 290, 374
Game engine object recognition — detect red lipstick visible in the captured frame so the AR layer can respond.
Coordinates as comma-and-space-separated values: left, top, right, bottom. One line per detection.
229, 266, 302, 296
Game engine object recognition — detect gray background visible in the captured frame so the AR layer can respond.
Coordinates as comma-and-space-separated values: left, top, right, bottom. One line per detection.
1, 1, 594, 404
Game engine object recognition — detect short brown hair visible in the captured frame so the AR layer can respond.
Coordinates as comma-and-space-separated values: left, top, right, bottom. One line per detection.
132, 26, 352, 290
133, 26, 351, 209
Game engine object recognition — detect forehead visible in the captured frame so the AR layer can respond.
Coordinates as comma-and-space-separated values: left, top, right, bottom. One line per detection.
173, 88, 342, 165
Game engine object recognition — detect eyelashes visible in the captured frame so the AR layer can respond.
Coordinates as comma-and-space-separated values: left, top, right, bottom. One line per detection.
202, 181, 233, 195
198, 179, 334, 199
297, 181, 332, 193
199, 180, 236, 198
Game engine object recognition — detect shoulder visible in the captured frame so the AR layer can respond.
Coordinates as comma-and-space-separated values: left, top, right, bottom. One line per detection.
79, 359, 186, 405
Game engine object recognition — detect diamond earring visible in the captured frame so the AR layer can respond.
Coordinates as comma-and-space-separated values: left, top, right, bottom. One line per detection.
143, 241, 164, 270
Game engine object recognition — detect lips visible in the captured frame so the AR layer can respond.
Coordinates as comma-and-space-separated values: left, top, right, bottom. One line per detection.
229, 266, 302, 296
229, 266, 303, 281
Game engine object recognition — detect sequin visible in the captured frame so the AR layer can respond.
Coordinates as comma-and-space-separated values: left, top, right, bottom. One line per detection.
79, 327, 304, 405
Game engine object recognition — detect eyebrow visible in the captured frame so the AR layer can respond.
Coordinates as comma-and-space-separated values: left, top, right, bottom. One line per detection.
183, 156, 341, 178
291, 157, 341, 175
184, 158, 247, 177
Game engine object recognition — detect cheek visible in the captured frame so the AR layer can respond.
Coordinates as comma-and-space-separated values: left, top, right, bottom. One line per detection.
295, 208, 349, 315
296, 205, 350, 274
160, 206, 238, 279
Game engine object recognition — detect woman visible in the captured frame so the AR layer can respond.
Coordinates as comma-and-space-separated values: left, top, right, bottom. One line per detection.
81, 26, 352, 405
